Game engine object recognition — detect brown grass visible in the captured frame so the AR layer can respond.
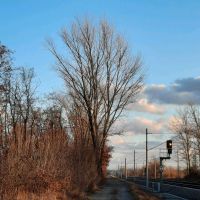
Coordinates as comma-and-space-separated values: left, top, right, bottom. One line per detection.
0, 125, 98, 199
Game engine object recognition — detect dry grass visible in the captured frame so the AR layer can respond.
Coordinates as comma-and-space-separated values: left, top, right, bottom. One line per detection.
0, 125, 98, 199
128, 160, 185, 179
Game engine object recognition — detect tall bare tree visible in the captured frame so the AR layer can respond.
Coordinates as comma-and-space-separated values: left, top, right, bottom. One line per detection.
189, 104, 200, 168
171, 107, 193, 175
13, 67, 36, 141
48, 20, 144, 176
0, 43, 13, 146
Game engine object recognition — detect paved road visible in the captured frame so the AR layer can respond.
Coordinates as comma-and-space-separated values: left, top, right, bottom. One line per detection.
127, 177, 200, 200
88, 177, 134, 200
160, 183, 199, 200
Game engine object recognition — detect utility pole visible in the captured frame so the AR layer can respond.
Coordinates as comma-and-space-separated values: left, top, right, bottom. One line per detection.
136, 163, 137, 173
160, 158, 163, 183
125, 158, 127, 179
159, 140, 172, 191
121, 162, 123, 178
177, 150, 180, 178
134, 150, 136, 175
118, 164, 119, 177
146, 128, 149, 188
154, 159, 157, 179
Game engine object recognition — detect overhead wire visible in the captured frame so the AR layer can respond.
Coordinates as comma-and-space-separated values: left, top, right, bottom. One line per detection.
148, 135, 179, 151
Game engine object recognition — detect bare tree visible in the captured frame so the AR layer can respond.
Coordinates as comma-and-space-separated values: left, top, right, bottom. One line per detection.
0, 43, 13, 146
47, 20, 144, 176
189, 104, 200, 168
8, 78, 21, 142
13, 67, 36, 141
171, 107, 193, 175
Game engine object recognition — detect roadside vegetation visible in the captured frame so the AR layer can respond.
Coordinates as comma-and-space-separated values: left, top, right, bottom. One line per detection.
0, 19, 144, 199
170, 104, 200, 178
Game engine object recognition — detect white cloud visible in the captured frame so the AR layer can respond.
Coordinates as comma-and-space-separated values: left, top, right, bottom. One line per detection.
126, 98, 165, 114
109, 135, 125, 145
108, 115, 175, 169
113, 116, 168, 136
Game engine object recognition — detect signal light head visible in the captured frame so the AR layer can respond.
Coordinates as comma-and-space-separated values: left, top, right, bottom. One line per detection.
166, 140, 172, 155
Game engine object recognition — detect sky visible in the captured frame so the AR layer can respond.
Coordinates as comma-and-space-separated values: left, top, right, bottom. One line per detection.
1, 0, 200, 169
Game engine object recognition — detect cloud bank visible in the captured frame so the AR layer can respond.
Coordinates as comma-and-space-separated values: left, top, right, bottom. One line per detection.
145, 77, 200, 105
109, 76, 200, 169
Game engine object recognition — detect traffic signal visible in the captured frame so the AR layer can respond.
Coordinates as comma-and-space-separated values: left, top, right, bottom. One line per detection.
166, 140, 172, 155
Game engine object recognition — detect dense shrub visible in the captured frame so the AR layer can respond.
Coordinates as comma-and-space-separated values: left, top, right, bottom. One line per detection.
0, 125, 99, 199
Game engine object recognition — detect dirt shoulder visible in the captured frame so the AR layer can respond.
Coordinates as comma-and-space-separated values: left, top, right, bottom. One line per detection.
129, 183, 161, 200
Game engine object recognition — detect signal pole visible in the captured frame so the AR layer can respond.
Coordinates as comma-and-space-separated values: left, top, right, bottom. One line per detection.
125, 158, 127, 179
154, 159, 157, 179
146, 128, 149, 188
121, 162, 123, 178
134, 150, 136, 175
159, 140, 172, 191
177, 150, 180, 178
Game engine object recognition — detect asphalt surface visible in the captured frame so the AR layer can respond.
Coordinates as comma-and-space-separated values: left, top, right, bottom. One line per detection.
89, 177, 134, 200
127, 177, 200, 200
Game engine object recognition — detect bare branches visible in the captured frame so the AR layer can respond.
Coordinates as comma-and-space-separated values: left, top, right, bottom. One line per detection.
171, 104, 200, 175
0, 43, 105, 198
48, 19, 144, 176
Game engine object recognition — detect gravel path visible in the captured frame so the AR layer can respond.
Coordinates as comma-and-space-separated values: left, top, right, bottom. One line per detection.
88, 177, 134, 200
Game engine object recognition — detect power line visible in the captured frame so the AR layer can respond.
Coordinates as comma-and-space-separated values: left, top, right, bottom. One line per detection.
148, 135, 178, 151
149, 132, 176, 135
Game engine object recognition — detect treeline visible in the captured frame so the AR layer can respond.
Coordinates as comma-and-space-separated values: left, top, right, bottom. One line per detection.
171, 104, 200, 177
0, 19, 144, 200
0, 44, 111, 199
119, 160, 184, 180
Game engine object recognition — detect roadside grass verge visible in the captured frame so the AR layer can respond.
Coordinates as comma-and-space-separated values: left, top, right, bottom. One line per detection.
117, 177, 160, 200
129, 184, 161, 200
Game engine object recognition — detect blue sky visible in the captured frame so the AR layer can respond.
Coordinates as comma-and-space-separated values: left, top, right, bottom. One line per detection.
1, 0, 200, 169
1, 0, 200, 91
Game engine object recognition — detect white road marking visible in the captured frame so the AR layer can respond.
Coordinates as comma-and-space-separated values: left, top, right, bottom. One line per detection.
162, 193, 188, 200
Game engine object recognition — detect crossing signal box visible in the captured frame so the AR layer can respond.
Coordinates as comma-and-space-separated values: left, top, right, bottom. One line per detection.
166, 140, 172, 155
